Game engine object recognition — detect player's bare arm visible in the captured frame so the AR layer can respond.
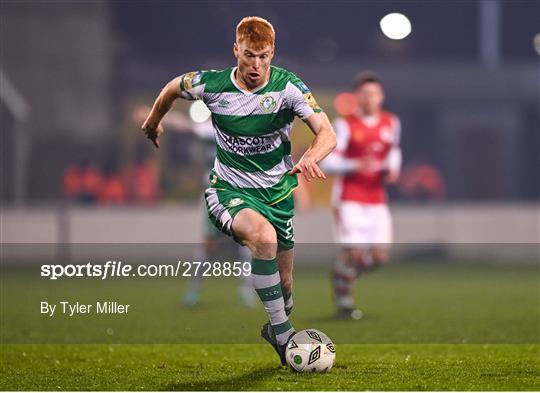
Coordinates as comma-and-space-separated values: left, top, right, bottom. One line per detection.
289, 112, 337, 182
141, 76, 182, 148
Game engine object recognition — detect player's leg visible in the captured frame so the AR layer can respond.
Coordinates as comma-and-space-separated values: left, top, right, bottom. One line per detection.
183, 206, 222, 307
332, 248, 357, 309
232, 207, 277, 256
183, 238, 213, 306
331, 202, 373, 318
259, 246, 294, 362
205, 187, 294, 364
237, 244, 257, 308
269, 195, 296, 316
251, 194, 297, 364
336, 204, 391, 318
368, 204, 393, 266
231, 208, 294, 346
277, 247, 294, 315
332, 247, 369, 319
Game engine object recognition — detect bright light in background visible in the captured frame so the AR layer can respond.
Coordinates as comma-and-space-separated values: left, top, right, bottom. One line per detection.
189, 100, 211, 123
380, 13, 412, 40
534, 33, 540, 56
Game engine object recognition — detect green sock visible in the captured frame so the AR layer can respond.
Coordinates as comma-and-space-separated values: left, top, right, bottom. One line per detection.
251, 258, 294, 345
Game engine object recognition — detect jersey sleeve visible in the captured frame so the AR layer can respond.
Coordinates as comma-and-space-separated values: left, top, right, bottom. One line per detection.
391, 115, 401, 147
386, 114, 402, 172
287, 73, 323, 120
179, 71, 207, 101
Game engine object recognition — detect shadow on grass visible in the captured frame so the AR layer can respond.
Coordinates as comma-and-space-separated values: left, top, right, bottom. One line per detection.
299, 312, 379, 324
162, 366, 282, 391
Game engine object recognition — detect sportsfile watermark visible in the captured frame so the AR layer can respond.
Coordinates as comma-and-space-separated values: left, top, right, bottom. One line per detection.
40, 261, 252, 280
1, 243, 538, 344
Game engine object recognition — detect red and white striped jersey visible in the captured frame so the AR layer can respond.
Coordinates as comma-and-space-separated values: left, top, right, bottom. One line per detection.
328, 111, 401, 205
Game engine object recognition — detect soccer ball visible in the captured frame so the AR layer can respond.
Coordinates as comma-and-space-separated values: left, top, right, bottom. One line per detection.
285, 329, 336, 372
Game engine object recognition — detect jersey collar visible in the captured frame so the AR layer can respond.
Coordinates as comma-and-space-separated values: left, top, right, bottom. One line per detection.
230, 67, 271, 94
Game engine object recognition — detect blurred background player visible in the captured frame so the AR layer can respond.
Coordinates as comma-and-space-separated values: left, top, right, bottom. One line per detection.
322, 71, 402, 319
133, 104, 257, 308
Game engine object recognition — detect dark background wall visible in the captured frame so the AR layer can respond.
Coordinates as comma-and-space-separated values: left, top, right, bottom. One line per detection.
1, 0, 539, 202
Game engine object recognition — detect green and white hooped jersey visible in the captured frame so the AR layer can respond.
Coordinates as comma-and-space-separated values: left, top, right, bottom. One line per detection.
179, 66, 323, 204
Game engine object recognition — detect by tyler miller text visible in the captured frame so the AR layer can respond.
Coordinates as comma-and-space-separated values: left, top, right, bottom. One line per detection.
41, 301, 130, 317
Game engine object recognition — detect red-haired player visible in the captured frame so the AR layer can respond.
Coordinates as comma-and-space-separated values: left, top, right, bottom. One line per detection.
141, 16, 336, 364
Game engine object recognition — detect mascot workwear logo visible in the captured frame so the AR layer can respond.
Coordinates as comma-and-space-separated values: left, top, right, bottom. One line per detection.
221, 134, 274, 155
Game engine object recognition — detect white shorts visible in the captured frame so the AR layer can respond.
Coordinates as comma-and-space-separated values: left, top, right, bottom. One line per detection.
334, 201, 392, 246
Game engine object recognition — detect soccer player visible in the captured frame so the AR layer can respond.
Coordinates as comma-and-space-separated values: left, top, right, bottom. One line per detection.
140, 16, 336, 364
322, 71, 402, 319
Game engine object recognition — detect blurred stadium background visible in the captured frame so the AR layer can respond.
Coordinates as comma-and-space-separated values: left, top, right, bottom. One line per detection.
1, 0, 539, 259
1, 5, 538, 390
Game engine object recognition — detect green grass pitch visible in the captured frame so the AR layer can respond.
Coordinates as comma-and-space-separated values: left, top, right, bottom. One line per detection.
2, 344, 538, 390
1, 261, 539, 390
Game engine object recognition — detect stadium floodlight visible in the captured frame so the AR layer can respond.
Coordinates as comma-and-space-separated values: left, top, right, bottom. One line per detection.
380, 13, 412, 40
189, 100, 211, 123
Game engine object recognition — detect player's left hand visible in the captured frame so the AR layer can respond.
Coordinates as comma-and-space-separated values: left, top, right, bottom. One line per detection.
289, 154, 327, 182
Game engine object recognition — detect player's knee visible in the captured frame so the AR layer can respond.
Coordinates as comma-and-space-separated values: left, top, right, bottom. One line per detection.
232, 210, 275, 244
254, 224, 277, 245
245, 221, 277, 259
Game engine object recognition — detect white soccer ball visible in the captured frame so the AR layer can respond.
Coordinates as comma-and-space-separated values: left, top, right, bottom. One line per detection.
285, 329, 336, 372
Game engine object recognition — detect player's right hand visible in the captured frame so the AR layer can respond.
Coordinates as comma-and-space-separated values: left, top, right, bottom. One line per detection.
289, 153, 327, 182
141, 121, 164, 149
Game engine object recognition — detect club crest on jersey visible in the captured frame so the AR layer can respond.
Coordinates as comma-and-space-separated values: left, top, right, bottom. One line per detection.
228, 198, 244, 207
259, 94, 277, 113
